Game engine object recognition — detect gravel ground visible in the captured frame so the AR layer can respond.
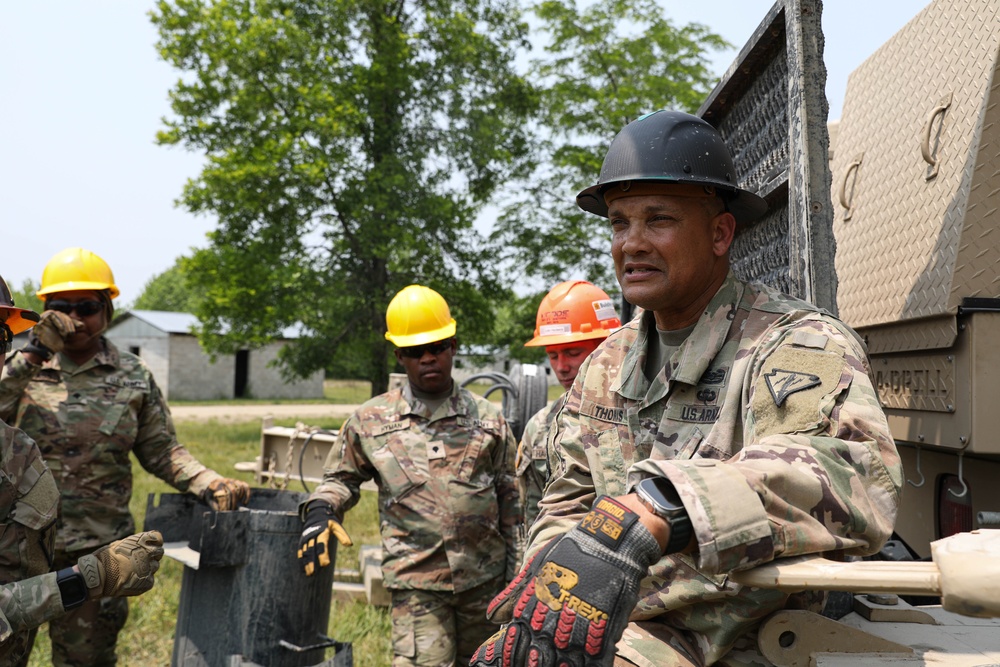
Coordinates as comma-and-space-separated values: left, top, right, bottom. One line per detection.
168, 403, 362, 423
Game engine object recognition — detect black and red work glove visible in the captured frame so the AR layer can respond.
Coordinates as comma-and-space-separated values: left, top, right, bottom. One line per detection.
471, 496, 661, 667
297, 502, 353, 576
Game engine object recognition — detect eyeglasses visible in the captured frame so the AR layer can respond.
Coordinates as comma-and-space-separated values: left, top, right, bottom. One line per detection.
398, 339, 452, 359
0, 322, 11, 354
46, 300, 104, 317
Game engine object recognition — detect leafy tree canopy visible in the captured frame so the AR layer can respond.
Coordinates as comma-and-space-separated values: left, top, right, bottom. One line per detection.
133, 259, 202, 313
8, 278, 43, 316
492, 0, 729, 291
151, 0, 536, 394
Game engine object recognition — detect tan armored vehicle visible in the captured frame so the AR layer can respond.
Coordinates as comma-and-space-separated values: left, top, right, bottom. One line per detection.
697, 0, 1000, 662
830, 0, 1000, 559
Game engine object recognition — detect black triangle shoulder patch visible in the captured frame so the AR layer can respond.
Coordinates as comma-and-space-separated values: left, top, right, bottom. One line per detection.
764, 368, 821, 407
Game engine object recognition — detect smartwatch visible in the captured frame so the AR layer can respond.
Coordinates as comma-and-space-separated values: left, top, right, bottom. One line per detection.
56, 567, 89, 610
635, 477, 693, 554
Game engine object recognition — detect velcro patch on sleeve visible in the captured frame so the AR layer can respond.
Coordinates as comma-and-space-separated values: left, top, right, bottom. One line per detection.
751, 345, 846, 437
575, 495, 639, 550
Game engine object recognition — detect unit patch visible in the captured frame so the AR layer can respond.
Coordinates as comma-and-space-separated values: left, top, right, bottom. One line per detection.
764, 369, 821, 407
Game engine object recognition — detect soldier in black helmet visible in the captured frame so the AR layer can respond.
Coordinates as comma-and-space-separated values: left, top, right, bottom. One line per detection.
473, 110, 899, 667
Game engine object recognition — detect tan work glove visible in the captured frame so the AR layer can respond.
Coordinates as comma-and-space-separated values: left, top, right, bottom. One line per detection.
77, 531, 165, 599
32, 310, 81, 353
298, 502, 353, 576
204, 477, 252, 512
23, 310, 83, 361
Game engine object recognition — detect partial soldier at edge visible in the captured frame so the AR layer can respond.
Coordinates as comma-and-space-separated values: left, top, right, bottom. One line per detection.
0, 248, 250, 666
0, 274, 164, 666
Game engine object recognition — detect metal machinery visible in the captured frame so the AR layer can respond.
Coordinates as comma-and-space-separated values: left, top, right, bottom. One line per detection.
145, 490, 351, 667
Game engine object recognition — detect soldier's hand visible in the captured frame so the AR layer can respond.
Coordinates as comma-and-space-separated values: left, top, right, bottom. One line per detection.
203, 477, 252, 512
77, 531, 164, 599
298, 502, 353, 576
24, 310, 81, 360
472, 496, 661, 667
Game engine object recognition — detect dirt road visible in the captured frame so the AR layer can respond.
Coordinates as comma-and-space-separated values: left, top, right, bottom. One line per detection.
169, 403, 362, 423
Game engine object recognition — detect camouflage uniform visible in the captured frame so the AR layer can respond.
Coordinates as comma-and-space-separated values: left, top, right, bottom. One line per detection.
0, 421, 60, 666
527, 273, 902, 666
307, 382, 520, 666
515, 395, 566, 531
0, 338, 213, 666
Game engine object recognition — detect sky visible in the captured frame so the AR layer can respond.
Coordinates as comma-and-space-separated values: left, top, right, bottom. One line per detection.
0, 1, 931, 305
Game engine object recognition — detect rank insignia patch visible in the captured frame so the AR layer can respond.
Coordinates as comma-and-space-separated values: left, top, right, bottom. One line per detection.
764, 368, 821, 407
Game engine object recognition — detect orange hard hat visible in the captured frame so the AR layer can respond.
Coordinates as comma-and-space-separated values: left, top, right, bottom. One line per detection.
0, 274, 40, 335
524, 281, 621, 347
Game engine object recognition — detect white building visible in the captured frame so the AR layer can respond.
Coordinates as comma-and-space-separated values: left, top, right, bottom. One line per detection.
105, 310, 324, 401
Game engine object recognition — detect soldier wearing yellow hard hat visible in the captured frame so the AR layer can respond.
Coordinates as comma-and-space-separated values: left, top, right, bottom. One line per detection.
299, 284, 520, 666
0, 248, 250, 665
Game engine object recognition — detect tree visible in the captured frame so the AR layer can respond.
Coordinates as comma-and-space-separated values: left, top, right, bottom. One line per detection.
8, 278, 43, 316
133, 259, 201, 313
491, 0, 728, 290
151, 0, 536, 394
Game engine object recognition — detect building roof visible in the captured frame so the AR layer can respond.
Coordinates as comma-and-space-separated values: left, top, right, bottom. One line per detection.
111, 310, 305, 339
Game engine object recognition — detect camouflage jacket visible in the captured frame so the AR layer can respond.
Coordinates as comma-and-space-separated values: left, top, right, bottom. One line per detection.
516, 395, 566, 531
0, 339, 210, 553
307, 382, 520, 593
0, 420, 60, 661
527, 273, 902, 665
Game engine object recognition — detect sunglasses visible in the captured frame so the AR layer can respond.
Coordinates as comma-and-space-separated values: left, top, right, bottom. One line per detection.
46, 300, 104, 317
398, 339, 452, 359
0, 322, 11, 354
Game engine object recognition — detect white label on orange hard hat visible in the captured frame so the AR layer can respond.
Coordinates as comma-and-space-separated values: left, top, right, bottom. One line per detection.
593, 300, 617, 321
540, 324, 573, 337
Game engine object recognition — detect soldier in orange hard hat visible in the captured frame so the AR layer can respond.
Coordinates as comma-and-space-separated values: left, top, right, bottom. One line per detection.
516, 280, 621, 529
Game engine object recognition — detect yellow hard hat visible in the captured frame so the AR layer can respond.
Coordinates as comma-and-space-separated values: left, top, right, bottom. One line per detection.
385, 285, 456, 347
37, 247, 120, 299
524, 281, 621, 347
0, 274, 40, 335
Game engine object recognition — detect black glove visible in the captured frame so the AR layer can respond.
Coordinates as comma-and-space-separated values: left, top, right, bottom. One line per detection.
472, 496, 661, 667
297, 502, 353, 576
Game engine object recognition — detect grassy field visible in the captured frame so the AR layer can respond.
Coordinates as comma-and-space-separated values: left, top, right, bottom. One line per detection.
27, 417, 391, 667
171, 378, 565, 406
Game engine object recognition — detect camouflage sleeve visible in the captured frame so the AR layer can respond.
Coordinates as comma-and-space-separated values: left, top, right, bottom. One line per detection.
302, 414, 370, 519
0, 572, 65, 641
516, 406, 548, 531
522, 366, 596, 564
0, 352, 40, 423
633, 318, 902, 575
492, 412, 522, 582
130, 371, 209, 493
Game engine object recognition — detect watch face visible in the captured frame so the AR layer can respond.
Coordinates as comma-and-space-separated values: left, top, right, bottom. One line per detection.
638, 478, 685, 517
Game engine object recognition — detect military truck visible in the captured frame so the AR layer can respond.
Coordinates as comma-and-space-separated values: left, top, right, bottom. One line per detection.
689, 0, 1000, 662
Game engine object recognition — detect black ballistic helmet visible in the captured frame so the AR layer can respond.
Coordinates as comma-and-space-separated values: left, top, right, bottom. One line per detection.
576, 110, 767, 225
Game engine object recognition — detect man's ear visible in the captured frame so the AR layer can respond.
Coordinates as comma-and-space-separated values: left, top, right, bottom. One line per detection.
713, 212, 736, 257
393, 348, 403, 363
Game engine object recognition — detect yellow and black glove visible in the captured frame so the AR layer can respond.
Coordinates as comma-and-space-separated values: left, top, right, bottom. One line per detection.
473, 496, 661, 667
298, 502, 353, 576
77, 531, 165, 599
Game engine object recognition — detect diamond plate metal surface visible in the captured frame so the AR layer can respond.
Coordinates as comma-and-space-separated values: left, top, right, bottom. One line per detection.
860, 315, 958, 355
831, 0, 1000, 329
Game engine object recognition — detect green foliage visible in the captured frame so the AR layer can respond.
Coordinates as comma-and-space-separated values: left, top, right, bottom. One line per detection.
9, 277, 43, 315
491, 0, 729, 288
151, 0, 537, 396
133, 258, 202, 313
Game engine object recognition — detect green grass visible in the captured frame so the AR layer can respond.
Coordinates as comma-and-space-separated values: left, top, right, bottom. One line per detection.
27, 416, 391, 667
